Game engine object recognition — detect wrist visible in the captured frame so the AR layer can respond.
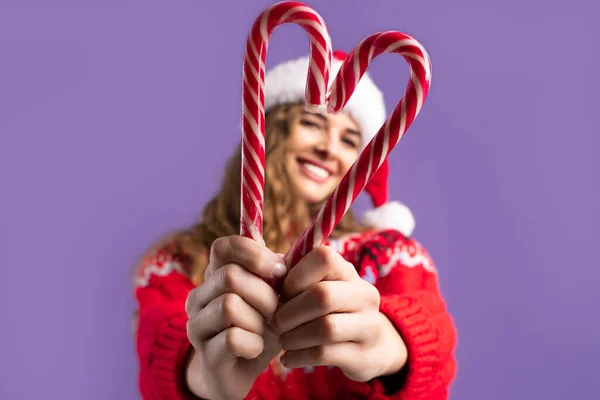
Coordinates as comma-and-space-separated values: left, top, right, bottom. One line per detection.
377, 312, 408, 376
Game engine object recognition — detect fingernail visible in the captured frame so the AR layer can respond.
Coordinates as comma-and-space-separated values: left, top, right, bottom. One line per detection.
273, 262, 287, 278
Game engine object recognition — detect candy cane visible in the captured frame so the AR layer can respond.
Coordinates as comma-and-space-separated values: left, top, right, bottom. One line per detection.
285, 31, 432, 267
240, 1, 332, 244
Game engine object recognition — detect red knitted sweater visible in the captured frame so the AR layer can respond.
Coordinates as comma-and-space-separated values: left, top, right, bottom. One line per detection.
134, 229, 457, 399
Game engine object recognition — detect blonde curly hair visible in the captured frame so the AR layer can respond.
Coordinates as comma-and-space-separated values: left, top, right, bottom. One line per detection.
137, 103, 369, 286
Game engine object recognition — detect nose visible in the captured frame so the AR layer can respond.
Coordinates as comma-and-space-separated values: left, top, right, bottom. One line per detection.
314, 129, 340, 159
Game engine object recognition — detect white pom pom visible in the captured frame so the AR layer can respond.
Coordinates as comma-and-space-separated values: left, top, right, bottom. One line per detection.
360, 201, 416, 237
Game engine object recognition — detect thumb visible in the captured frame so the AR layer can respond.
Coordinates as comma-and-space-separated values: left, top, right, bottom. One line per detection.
264, 253, 287, 293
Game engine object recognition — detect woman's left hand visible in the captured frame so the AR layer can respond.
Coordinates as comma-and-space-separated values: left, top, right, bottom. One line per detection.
271, 246, 408, 382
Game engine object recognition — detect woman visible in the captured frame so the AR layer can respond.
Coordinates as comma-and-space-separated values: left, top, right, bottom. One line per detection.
133, 51, 457, 400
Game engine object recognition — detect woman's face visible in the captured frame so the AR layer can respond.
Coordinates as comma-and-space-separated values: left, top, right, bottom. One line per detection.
285, 108, 362, 204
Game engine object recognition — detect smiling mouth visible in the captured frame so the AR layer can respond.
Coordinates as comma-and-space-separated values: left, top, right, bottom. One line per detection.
297, 158, 332, 183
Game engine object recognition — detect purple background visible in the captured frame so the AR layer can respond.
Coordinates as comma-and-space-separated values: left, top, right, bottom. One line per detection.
1, 1, 598, 399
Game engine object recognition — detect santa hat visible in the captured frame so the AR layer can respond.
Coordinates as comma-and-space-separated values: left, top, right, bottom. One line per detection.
265, 51, 416, 237
265, 50, 386, 148
361, 158, 415, 237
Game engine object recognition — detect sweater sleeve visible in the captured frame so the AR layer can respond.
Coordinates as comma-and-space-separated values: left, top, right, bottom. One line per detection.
342, 229, 458, 399
134, 247, 199, 400
133, 247, 283, 400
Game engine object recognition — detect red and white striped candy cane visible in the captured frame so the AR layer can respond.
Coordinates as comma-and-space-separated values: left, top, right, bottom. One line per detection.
285, 31, 433, 267
241, 1, 332, 244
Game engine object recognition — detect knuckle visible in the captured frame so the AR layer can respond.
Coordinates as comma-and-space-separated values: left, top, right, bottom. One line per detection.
320, 315, 339, 341
224, 327, 240, 354
185, 320, 194, 343
357, 280, 380, 309
313, 246, 335, 266
184, 289, 196, 316
366, 284, 381, 308
221, 293, 241, 323
211, 236, 231, 259
224, 327, 261, 358
312, 345, 330, 363
313, 246, 355, 279
221, 263, 243, 291
186, 317, 202, 348
312, 282, 335, 311
341, 260, 358, 280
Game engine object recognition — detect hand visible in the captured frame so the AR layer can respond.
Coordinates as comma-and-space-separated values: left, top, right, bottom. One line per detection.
272, 246, 408, 382
184, 235, 288, 400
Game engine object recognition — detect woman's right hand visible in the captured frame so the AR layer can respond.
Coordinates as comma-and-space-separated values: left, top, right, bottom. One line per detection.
184, 235, 287, 400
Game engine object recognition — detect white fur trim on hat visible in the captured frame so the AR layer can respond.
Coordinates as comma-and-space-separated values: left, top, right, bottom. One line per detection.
360, 201, 416, 237
264, 55, 387, 148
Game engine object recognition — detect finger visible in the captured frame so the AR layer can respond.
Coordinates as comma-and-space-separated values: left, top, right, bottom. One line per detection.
280, 342, 362, 372
187, 293, 266, 343
279, 313, 371, 351
242, 325, 283, 373
274, 280, 379, 334
205, 326, 265, 361
205, 236, 287, 280
217, 326, 283, 381
281, 246, 357, 301
186, 263, 279, 320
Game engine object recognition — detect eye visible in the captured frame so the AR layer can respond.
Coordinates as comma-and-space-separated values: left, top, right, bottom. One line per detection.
342, 137, 359, 148
300, 119, 322, 129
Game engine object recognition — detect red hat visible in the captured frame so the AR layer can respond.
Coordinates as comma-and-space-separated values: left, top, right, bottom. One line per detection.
362, 158, 415, 237
264, 50, 386, 149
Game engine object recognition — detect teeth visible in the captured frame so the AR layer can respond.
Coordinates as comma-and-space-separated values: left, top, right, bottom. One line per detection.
302, 162, 330, 179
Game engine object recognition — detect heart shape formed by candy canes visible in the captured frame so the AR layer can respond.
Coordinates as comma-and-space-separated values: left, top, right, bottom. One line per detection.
240, 1, 432, 267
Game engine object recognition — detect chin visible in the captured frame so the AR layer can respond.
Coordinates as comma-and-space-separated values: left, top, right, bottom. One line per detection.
302, 189, 332, 205
304, 196, 326, 205
295, 191, 320, 204
293, 185, 327, 205
289, 173, 334, 204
